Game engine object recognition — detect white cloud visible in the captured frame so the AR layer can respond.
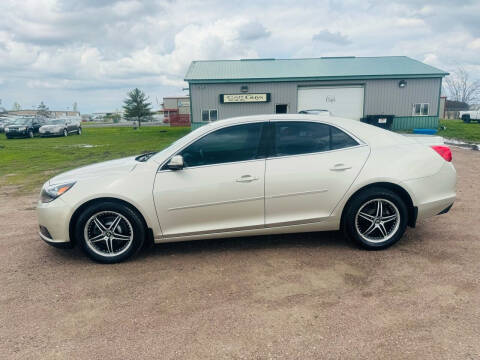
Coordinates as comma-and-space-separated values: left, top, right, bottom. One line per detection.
0, 0, 479, 112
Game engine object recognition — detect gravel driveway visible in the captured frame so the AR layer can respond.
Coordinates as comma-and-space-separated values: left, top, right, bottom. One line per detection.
1, 147, 479, 359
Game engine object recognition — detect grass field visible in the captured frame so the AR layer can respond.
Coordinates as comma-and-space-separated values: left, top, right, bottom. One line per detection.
438, 119, 480, 143
0, 126, 190, 192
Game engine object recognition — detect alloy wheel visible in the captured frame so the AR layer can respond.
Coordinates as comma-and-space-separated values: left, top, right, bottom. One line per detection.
84, 211, 134, 257
355, 198, 400, 243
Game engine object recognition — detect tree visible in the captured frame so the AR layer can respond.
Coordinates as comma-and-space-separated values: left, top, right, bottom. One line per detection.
444, 67, 480, 106
122, 88, 152, 128
12, 102, 21, 111
37, 101, 50, 117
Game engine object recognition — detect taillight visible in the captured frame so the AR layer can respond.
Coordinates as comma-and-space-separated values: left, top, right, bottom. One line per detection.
431, 145, 452, 162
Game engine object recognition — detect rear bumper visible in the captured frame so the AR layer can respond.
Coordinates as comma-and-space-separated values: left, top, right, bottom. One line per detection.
403, 162, 456, 222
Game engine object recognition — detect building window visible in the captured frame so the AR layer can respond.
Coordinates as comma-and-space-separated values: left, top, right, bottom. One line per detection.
201, 109, 218, 122
210, 109, 218, 121
413, 103, 429, 116
275, 104, 288, 114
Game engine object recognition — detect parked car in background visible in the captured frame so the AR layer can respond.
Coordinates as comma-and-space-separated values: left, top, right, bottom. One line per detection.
37, 114, 456, 263
459, 110, 480, 123
39, 118, 82, 137
4, 117, 45, 139
0, 118, 10, 133
298, 109, 330, 115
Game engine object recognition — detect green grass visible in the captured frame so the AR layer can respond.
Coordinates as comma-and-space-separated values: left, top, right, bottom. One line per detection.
0, 126, 190, 193
438, 119, 480, 143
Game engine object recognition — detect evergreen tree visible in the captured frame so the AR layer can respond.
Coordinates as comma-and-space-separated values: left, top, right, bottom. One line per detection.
123, 88, 152, 128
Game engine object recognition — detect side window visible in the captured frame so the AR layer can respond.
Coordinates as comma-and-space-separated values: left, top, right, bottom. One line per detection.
201, 109, 218, 122
180, 123, 264, 167
413, 103, 429, 116
274, 122, 330, 156
273, 122, 359, 157
330, 126, 359, 150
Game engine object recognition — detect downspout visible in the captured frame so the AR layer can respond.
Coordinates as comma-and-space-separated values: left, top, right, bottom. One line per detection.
189, 82, 193, 129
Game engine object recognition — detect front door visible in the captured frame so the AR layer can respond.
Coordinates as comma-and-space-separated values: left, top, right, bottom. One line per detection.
265, 121, 370, 226
153, 122, 267, 237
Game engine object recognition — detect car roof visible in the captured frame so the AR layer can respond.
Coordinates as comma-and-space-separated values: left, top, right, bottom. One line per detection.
200, 114, 409, 146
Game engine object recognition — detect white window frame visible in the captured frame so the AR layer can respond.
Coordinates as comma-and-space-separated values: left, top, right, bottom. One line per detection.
201, 109, 218, 122
412, 103, 429, 116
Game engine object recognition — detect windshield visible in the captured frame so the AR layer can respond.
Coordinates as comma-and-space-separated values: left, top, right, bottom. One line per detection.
11, 118, 32, 125
47, 119, 64, 125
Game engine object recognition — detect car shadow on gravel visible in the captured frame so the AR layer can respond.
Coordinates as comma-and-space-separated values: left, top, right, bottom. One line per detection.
43, 231, 350, 264
137, 230, 349, 261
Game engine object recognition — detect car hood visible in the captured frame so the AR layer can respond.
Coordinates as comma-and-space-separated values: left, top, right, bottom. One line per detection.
49, 156, 139, 184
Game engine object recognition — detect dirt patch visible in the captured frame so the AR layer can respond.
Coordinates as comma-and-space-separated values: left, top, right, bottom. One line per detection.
0, 148, 479, 359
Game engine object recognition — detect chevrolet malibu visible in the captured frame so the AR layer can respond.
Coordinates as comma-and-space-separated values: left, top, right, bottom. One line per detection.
37, 115, 456, 263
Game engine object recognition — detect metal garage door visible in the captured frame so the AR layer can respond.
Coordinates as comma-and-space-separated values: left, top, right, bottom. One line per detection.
297, 86, 364, 120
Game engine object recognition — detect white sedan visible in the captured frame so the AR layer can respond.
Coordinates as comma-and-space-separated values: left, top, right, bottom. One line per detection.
37, 115, 456, 263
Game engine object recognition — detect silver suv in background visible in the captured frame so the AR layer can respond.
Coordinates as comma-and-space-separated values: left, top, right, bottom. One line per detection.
39, 118, 82, 137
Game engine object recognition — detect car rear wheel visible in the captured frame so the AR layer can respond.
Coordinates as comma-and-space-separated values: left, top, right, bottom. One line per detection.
342, 187, 408, 250
77, 127, 82, 135
63, 129, 68, 137
28, 130, 34, 138
75, 201, 145, 263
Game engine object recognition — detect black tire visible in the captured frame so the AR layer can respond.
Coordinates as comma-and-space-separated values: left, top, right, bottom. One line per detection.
342, 187, 408, 250
63, 128, 68, 137
75, 201, 146, 263
462, 115, 471, 123
28, 130, 34, 138
77, 127, 82, 135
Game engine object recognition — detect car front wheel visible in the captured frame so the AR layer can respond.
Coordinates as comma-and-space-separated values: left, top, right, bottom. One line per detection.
63, 129, 68, 137
77, 127, 82, 135
342, 187, 408, 250
75, 201, 145, 263
28, 130, 34, 138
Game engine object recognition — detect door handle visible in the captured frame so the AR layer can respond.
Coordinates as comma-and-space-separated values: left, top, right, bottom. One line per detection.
236, 175, 259, 183
330, 163, 352, 171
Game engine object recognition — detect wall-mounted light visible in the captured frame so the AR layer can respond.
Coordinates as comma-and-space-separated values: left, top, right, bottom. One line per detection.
240, 85, 248, 93
399, 80, 407, 88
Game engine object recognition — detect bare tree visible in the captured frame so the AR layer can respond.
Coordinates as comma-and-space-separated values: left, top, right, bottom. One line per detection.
444, 67, 480, 106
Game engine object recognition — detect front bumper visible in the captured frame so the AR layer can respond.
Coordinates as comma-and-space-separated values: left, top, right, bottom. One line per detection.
37, 198, 72, 246
5, 130, 28, 137
40, 130, 63, 137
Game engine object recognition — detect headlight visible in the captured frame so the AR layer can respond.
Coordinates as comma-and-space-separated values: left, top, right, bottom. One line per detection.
41, 182, 76, 203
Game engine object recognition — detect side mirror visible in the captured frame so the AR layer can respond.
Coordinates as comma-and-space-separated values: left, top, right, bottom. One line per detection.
167, 155, 184, 170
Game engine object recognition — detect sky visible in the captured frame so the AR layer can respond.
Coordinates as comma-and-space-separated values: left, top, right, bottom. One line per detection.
0, 0, 479, 113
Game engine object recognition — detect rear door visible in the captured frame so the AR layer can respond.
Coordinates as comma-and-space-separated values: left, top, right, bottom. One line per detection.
265, 121, 370, 226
